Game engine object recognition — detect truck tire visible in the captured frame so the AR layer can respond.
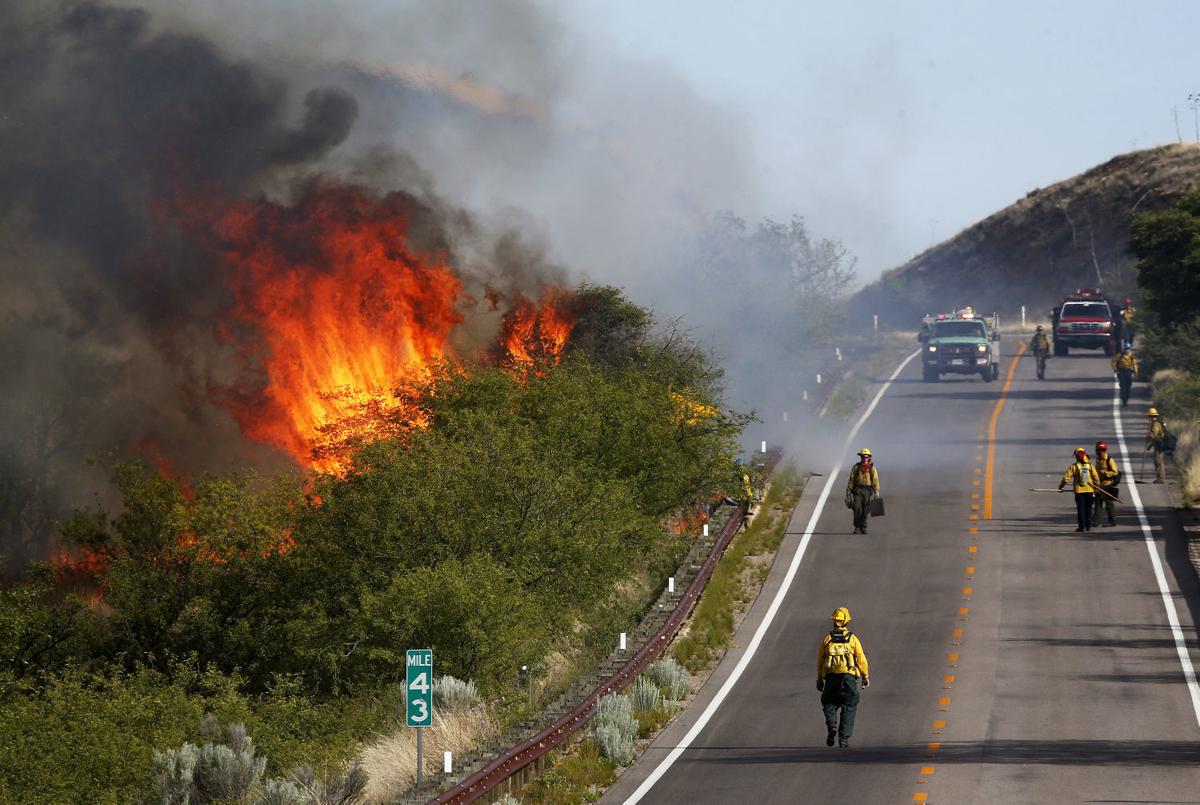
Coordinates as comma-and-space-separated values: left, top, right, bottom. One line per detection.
991, 363, 1000, 381
1103, 340, 1115, 356
1054, 342, 1068, 356
922, 367, 939, 383
983, 367, 995, 382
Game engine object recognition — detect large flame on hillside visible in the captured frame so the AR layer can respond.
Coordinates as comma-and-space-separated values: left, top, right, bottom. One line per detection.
185, 185, 574, 471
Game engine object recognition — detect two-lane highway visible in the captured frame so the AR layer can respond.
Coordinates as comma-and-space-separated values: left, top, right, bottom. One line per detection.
603, 339, 1200, 804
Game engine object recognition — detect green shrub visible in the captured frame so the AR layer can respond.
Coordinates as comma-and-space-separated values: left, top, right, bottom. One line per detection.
433, 675, 481, 710
630, 676, 662, 713
647, 658, 690, 701
590, 694, 637, 765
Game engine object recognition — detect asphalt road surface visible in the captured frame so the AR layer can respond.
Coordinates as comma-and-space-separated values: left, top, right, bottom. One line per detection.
602, 339, 1200, 805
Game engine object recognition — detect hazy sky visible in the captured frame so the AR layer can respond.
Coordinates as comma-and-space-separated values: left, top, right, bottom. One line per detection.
573, 0, 1200, 278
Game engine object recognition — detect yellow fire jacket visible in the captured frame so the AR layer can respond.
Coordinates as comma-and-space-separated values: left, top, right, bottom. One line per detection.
817, 631, 870, 679
1060, 461, 1101, 493
1112, 353, 1138, 374
1029, 332, 1051, 354
845, 463, 880, 494
1094, 455, 1120, 488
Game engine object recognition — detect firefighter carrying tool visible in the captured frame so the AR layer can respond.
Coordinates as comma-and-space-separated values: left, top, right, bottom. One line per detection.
844, 449, 880, 534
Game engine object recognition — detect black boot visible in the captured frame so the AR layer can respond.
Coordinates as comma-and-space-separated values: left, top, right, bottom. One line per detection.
839, 737, 850, 748
826, 729, 836, 747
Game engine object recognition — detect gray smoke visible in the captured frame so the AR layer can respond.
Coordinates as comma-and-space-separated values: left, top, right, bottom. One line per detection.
1, 0, 857, 562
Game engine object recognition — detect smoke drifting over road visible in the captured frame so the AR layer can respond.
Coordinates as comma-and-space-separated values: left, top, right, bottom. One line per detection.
1, 0, 849, 560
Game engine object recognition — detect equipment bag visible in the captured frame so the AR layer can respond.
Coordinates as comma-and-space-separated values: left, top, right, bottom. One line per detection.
1076, 462, 1093, 487
869, 495, 885, 517
825, 631, 857, 675
1163, 428, 1178, 455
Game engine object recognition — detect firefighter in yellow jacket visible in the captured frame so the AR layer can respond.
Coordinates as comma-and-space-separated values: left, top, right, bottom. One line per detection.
817, 607, 870, 748
1058, 447, 1101, 532
845, 448, 880, 534
1112, 346, 1138, 407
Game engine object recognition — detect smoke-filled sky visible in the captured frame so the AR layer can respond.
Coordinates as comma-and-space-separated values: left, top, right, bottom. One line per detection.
135, 0, 1200, 285
577, 0, 1200, 278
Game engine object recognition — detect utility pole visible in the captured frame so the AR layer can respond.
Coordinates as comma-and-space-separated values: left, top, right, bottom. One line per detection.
1174, 106, 1183, 144
1188, 94, 1200, 143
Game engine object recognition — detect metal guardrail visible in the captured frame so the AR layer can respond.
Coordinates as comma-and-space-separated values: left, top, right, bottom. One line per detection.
429, 450, 782, 804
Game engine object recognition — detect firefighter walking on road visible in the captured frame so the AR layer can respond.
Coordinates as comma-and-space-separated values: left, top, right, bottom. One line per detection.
1029, 325, 1051, 380
844, 448, 880, 534
1112, 346, 1138, 407
817, 607, 869, 749
1058, 447, 1101, 531
1091, 440, 1120, 527
1147, 408, 1167, 484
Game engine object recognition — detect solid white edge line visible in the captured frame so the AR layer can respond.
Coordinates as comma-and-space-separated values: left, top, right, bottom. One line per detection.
1111, 380, 1200, 727
623, 349, 922, 804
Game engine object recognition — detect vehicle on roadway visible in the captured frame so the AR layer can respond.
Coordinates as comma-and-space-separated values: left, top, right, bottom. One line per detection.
1051, 288, 1120, 356
918, 308, 1001, 383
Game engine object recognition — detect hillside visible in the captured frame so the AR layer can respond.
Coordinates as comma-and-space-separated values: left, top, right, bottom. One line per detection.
857, 143, 1200, 326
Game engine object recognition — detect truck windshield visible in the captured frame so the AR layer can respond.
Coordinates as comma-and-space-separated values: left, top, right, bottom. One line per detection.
933, 321, 986, 338
1061, 302, 1110, 318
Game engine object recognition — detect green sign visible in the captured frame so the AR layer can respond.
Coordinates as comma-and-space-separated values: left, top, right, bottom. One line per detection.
405, 649, 433, 727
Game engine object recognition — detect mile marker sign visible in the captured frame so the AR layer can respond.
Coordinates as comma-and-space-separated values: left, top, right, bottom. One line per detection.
406, 649, 433, 727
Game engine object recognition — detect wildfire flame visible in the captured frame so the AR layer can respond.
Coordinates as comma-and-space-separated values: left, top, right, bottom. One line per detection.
180, 184, 575, 471
200, 187, 464, 471
502, 288, 576, 370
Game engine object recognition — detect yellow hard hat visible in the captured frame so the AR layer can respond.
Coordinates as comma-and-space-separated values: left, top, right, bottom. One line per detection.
1148, 407, 1159, 417
831, 607, 851, 625
1075, 446, 1087, 456
856, 448, 872, 457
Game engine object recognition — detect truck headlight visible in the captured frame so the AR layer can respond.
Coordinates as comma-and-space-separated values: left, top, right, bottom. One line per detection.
927, 345, 937, 352
977, 343, 987, 352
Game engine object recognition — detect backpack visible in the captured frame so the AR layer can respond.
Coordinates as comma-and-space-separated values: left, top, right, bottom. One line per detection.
825, 629, 857, 675
1075, 462, 1093, 487
1163, 427, 1178, 455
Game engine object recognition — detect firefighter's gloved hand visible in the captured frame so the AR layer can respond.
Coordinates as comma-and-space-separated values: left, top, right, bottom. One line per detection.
861, 677, 870, 688
816, 679, 824, 691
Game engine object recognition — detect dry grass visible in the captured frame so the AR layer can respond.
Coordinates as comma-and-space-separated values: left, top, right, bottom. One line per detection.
358, 705, 497, 804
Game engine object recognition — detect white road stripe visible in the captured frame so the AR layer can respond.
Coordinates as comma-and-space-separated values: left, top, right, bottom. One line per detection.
623, 349, 921, 804
1111, 382, 1200, 727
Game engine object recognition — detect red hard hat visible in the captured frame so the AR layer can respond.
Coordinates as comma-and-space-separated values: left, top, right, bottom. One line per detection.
1124, 298, 1132, 305
1095, 440, 1107, 451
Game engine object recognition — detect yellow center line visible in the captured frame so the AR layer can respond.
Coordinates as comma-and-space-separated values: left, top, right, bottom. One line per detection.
984, 342, 1026, 519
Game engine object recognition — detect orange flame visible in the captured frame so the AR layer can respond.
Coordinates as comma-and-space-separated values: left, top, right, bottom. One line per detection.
503, 288, 576, 370
175, 184, 576, 471
203, 187, 464, 471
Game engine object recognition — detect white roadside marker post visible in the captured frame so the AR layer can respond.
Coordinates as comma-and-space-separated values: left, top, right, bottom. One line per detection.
668, 577, 675, 593
1021, 305, 1026, 329
619, 632, 627, 651
703, 523, 709, 537
873, 314, 879, 332
760, 440, 767, 453
444, 752, 452, 774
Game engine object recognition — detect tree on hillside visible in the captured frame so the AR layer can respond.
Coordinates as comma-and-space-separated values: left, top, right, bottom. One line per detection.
1130, 191, 1200, 325
697, 213, 858, 341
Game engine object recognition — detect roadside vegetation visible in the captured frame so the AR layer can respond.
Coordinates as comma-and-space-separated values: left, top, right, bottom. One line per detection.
510, 468, 805, 805
1130, 191, 1200, 501
0, 286, 752, 803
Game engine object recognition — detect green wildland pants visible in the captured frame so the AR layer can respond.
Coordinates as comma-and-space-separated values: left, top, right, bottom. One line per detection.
821, 673, 860, 739
851, 487, 874, 531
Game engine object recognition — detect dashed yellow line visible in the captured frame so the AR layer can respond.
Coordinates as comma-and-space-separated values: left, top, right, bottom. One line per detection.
983, 342, 1026, 518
